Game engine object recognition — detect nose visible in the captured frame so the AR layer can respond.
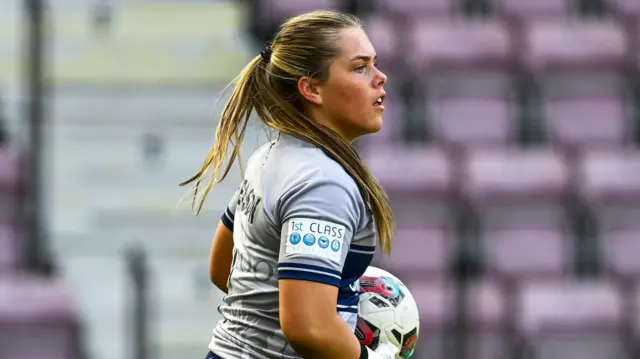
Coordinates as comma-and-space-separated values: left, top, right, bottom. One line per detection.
374, 67, 387, 88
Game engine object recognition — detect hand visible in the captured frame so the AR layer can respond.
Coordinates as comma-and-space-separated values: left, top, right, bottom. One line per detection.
366, 342, 399, 359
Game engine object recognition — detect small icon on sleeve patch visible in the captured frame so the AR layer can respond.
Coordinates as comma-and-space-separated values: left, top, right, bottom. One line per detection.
318, 236, 329, 249
289, 233, 301, 245
303, 234, 316, 246
285, 218, 346, 263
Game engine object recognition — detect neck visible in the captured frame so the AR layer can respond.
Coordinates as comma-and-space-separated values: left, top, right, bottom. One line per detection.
310, 109, 356, 144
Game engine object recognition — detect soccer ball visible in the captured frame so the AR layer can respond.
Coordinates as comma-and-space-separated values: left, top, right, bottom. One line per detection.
356, 266, 419, 359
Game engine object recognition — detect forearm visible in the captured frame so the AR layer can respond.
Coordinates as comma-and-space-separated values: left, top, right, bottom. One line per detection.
286, 314, 362, 359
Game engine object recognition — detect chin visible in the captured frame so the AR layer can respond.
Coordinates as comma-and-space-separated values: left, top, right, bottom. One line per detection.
364, 116, 384, 134
345, 116, 383, 141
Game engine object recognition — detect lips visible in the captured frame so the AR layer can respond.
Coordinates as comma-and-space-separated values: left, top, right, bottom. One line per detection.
373, 93, 386, 106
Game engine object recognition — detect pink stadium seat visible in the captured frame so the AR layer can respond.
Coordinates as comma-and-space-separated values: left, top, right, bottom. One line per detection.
632, 284, 640, 339
0, 149, 20, 224
516, 280, 626, 359
609, 0, 640, 18
364, 14, 399, 72
0, 276, 78, 358
0, 223, 18, 273
545, 97, 627, 150
485, 229, 567, 279
363, 147, 453, 227
577, 150, 640, 231
409, 282, 451, 359
373, 228, 448, 281
364, 146, 452, 196
523, 19, 626, 72
407, 19, 513, 115
462, 149, 569, 229
260, 0, 340, 23
429, 97, 513, 149
522, 19, 627, 106
0, 150, 19, 187
495, 0, 570, 20
376, 0, 453, 18
465, 280, 508, 359
603, 230, 640, 279
409, 281, 507, 359
408, 19, 510, 73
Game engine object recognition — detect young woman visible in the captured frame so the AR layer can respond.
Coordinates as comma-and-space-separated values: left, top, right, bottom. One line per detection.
182, 10, 397, 359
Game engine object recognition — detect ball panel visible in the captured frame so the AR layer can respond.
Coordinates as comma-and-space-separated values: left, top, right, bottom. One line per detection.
357, 266, 420, 358
354, 317, 381, 350
399, 327, 418, 359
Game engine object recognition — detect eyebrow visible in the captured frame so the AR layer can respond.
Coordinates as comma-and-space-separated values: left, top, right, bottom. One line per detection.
349, 55, 377, 62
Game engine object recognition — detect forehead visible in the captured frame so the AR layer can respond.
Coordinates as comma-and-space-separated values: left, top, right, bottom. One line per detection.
336, 27, 375, 60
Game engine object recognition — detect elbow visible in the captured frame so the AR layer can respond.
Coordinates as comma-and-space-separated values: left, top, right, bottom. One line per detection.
209, 270, 229, 293
281, 313, 327, 353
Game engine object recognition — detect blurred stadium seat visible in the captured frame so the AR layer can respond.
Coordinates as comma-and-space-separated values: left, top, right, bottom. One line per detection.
364, 146, 454, 228
376, 0, 454, 19
495, 0, 571, 20
373, 227, 449, 282
523, 18, 626, 93
408, 19, 511, 72
610, 0, 640, 19
0, 223, 18, 274
0, 276, 81, 359
0, 148, 20, 225
461, 148, 569, 229
260, 0, 341, 22
429, 97, 514, 150
544, 97, 628, 150
485, 228, 569, 280
577, 149, 640, 231
516, 280, 627, 359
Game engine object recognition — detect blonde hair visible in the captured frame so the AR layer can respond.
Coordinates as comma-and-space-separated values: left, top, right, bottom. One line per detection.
180, 10, 394, 254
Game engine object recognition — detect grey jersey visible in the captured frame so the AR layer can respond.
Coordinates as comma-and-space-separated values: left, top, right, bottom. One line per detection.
208, 133, 377, 359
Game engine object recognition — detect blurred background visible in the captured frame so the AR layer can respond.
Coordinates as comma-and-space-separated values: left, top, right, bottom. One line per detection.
2, 0, 640, 359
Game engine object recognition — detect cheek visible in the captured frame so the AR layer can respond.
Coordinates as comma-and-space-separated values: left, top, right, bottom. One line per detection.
331, 82, 370, 117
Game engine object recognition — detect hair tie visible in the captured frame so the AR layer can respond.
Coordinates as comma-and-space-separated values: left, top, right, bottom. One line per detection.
260, 45, 272, 63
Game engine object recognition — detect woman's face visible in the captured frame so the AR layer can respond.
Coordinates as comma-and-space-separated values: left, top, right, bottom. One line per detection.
311, 27, 388, 142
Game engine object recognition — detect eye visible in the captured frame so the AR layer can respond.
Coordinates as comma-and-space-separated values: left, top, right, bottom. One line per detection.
354, 65, 366, 73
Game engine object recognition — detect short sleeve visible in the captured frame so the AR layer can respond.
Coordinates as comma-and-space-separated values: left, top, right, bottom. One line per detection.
220, 185, 240, 231
277, 178, 360, 287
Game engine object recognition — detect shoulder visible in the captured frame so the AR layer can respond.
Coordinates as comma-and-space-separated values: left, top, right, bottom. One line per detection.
266, 135, 364, 226
245, 139, 278, 169
272, 135, 361, 201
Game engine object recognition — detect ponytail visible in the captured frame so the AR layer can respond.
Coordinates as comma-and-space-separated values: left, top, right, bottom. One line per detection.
180, 55, 262, 215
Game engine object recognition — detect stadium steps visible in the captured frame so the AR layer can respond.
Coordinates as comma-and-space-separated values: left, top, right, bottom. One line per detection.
48, 120, 266, 359
2, 0, 257, 356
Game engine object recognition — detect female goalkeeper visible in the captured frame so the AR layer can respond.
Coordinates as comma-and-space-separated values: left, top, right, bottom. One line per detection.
182, 10, 397, 359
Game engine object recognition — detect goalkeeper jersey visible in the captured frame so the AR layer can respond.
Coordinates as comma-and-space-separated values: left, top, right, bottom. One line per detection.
208, 133, 377, 359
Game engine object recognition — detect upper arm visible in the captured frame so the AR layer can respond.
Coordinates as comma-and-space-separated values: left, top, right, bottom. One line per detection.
277, 177, 360, 333
220, 183, 241, 232
209, 185, 241, 291
209, 221, 234, 291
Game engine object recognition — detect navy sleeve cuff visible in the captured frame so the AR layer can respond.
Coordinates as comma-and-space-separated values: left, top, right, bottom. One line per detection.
221, 207, 234, 231
278, 262, 342, 287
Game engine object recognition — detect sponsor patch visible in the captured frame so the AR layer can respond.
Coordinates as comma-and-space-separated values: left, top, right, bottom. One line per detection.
285, 218, 346, 263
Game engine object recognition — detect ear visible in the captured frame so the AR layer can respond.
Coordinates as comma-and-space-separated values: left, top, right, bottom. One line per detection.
297, 76, 323, 106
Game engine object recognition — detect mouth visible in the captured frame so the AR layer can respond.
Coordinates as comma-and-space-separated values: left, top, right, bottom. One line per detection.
373, 94, 386, 109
